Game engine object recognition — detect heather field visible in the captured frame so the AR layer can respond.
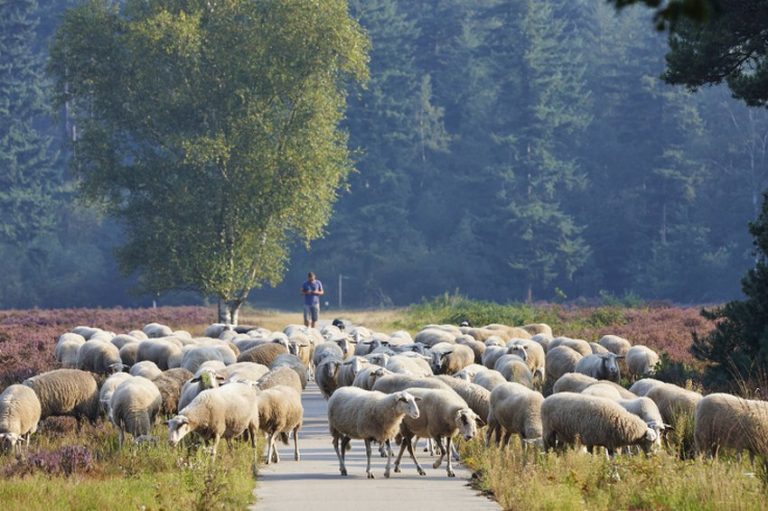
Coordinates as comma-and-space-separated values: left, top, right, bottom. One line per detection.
1, 300, 759, 511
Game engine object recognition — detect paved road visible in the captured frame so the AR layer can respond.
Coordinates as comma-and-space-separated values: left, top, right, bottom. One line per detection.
251, 383, 499, 511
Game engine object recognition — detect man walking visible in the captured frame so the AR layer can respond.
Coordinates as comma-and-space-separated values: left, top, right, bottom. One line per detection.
301, 272, 324, 328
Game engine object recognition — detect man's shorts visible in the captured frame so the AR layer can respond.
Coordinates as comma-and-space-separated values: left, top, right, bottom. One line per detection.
304, 304, 319, 323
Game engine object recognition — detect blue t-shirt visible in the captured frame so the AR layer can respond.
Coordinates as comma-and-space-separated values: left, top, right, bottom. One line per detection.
302, 279, 323, 306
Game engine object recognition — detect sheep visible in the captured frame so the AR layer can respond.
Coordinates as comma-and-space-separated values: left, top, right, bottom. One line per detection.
393, 388, 481, 477
151, 368, 194, 417
54, 333, 86, 368
485, 382, 543, 449
77, 339, 124, 374
385, 355, 433, 377
237, 343, 288, 367
256, 366, 303, 395
313, 341, 345, 367
626, 345, 660, 379
521, 323, 553, 338
372, 374, 452, 395
433, 375, 491, 425
530, 334, 552, 352
136, 339, 183, 370
629, 378, 666, 397
327, 386, 421, 478
110, 376, 162, 447
552, 372, 597, 394
414, 328, 457, 347
119, 342, 140, 367
315, 357, 343, 398
128, 329, 149, 341
472, 369, 508, 392
541, 392, 658, 456
598, 335, 632, 357
694, 393, 768, 461
589, 342, 610, 354
203, 323, 229, 338
645, 383, 702, 427
130, 360, 163, 380
581, 382, 624, 400
352, 367, 394, 390
507, 340, 546, 382
574, 353, 623, 383
430, 342, 475, 375
270, 353, 309, 390
177, 368, 225, 411
548, 337, 592, 356
110, 334, 141, 350
99, 372, 134, 416
23, 369, 100, 424
591, 380, 637, 399
143, 322, 174, 338
0, 384, 42, 453
286, 334, 313, 369
72, 326, 102, 339
218, 362, 270, 383
494, 355, 534, 388
481, 345, 510, 370
452, 364, 489, 382
167, 381, 261, 461
545, 346, 584, 390
255, 385, 303, 464
364, 351, 391, 367
334, 356, 370, 388
617, 397, 667, 448
181, 345, 237, 374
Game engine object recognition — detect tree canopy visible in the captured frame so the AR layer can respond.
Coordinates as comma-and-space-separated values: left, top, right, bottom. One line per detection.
49, 0, 369, 322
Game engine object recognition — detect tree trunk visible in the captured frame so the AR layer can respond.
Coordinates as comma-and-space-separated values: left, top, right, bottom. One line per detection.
218, 298, 242, 327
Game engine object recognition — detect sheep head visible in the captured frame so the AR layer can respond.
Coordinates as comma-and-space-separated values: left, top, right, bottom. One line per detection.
455, 408, 482, 441
394, 391, 420, 419
166, 415, 191, 445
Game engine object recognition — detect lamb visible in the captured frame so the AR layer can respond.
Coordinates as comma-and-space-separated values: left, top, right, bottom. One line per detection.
99, 372, 134, 416
255, 385, 303, 464
130, 360, 163, 380
167, 381, 261, 461
574, 353, 623, 383
136, 339, 184, 370
110, 376, 162, 447
315, 357, 343, 398
237, 343, 288, 366
494, 355, 534, 388
327, 386, 421, 478
485, 382, 543, 448
177, 368, 225, 411
181, 345, 237, 374
694, 393, 768, 461
645, 383, 702, 426
430, 342, 475, 375
393, 388, 481, 477
151, 368, 194, 417
545, 346, 584, 389
628, 378, 666, 397
54, 333, 86, 368
472, 369, 508, 391
270, 353, 309, 390
352, 366, 394, 390
541, 392, 658, 456
256, 366, 303, 395
552, 373, 597, 394
77, 339, 124, 374
0, 384, 42, 453
626, 345, 660, 379
23, 369, 100, 423
598, 335, 632, 357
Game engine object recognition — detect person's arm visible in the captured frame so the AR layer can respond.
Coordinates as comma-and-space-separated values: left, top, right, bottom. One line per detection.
301, 284, 310, 295
316, 283, 324, 296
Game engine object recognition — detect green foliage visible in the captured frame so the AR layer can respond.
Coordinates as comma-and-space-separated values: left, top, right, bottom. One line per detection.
608, 0, 718, 31
49, 0, 369, 319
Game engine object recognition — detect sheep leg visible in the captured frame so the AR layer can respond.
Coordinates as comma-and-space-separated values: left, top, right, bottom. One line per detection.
445, 436, 456, 477
404, 436, 426, 475
364, 439, 375, 479
272, 434, 280, 463
383, 439, 393, 478
293, 426, 300, 461
332, 435, 347, 476
451, 441, 460, 462
502, 430, 512, 449
432, 437, 446, 470
394, 438, 407, 473
211, 435, 220, 461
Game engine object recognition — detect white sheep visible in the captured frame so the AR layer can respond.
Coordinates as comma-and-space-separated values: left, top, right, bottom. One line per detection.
617, 397, 667, 448
143, 322, 174, 338
598, 334, 631, 356
312, 341, 345, 367
694, 393, 768, 461
99, 372, 134, 416
472, 369, 508, 392
167, 381, 261, 461
485, 382, 543, 449
269, 353, 309, 390
506, 340, 546, 383
541, 392, 658, 456
237, 342, 288, 367
589, 342, 610, 354
181, 345, 237, 374
315, 357, 343, 399
574, 353, 623, 383
548, 337, 592, 356
628, 378, 666, 397
327, 387, 420, 478
626, 345, 660, 379
481, 345, 509, 369
23, 368, 100, 424
130, 360, 163, 380
177, 368, 225, 411
110, 376, 162, 447
452, 364, 489, 382
581, 382, 624, 400
433, 375, 491, 425
337, 356, 371, 387
521, 323, 553, 338
352, 366, 393, 390
455, 334, 486, 364
371, 374, 452, 395
552, 372, 597, 394
151, 367, 194, 417
256, 366, 303, 395
54, 333, 86, 368
545, 346, 584, 388
385, 354, 433, 377
256, 385, 303, 464
430, 342, 475, 375
414, 328, 457, 347
494, 354, 534, 388
77, 339, 124, 374
119, 342, 140, 367
393, 388, 481, 477
136, 339, 184, 370
646, 383, 702, 426
0, 384, 42, 453
218, 362, 270, 383
110, 334, 141, 350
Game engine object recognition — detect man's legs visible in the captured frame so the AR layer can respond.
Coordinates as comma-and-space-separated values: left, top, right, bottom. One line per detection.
310, 305, 319, 328
303, 305, 311, 327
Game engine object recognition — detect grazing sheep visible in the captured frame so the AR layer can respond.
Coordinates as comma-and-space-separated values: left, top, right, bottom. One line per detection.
694, 393, 768, 461
385, 355, 433, 377
256, 385, 303, 464
494, 355, 534, 388
337, 356, 371, 387
455, 334, 486, 364
530, 334, 552, 352
581, 382, 624, 400
433, 375, 491, 424
315, 357, 343, 398
626, 345, 660, 379
143, 322, 174, 338
99, 372, 134, 416
545, 346, 584, 389
128, 330, 149, 341
598, 335, 632, 357
119, 343, 140, 367
591, 380, 637, 399
130, 360, 163, 380
481, 345, 510, 370
0, 385, 42, 453
414, 328, 457, 347
552, 373, 597, 394
256, 366, 303, 395
548, 337, 592, 356
77, 340, 124, 374
364, 351, 392, 367
136, 339, 183, 370
23, 369, 100, 423
393, 388, 481, 477
541, 392, 658, 456
72, 326, 102, 339
151, 368, 194, 417
574, 353, 623, 383
167, 381, 261, 461
54, 333, 86, 368
352, 367, 394, 390
430, 343, 474, 375
371, 374, 452, 395
181, 345, 237, 374
521, 323, 553, 338
646, 383, 702, 426
110, 334, 141, 350
629, 378, 666, 397
218, 362, 270, 383
589, 342, 610, 354
617, 397, 667, 447
313, 341, 345, 367
472, 369, 508, 392
507, 340, 546, 383
237, 343, 288, 367
485, 382, 543, 448
177, 368, 225, 411
452, 364, 489, 382
270, 353, 309, 390
110, 376, 162, 447
327, 387, 421, 478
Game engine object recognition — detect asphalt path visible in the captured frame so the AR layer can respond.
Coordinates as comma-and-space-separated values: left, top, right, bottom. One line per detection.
251, 382, 500, 511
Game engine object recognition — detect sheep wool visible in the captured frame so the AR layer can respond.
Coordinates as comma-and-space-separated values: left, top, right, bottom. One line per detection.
0, 384, 42, 452
23, 368, 100, 423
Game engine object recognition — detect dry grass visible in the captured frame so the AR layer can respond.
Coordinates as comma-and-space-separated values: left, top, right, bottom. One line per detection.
237, 306, 410, 333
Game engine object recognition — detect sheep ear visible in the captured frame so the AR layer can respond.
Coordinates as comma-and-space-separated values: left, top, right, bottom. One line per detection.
190, 377, 200, 383
615, 355, 625, 360
413, 396, 422, 402
475, 416, 486, 428
663, 423, 674, 431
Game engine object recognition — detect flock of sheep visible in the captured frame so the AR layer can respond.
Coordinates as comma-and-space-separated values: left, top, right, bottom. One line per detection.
1, 319, 767, 483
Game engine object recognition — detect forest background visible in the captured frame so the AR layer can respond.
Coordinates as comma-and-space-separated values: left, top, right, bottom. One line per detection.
4, 0, 759, 310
